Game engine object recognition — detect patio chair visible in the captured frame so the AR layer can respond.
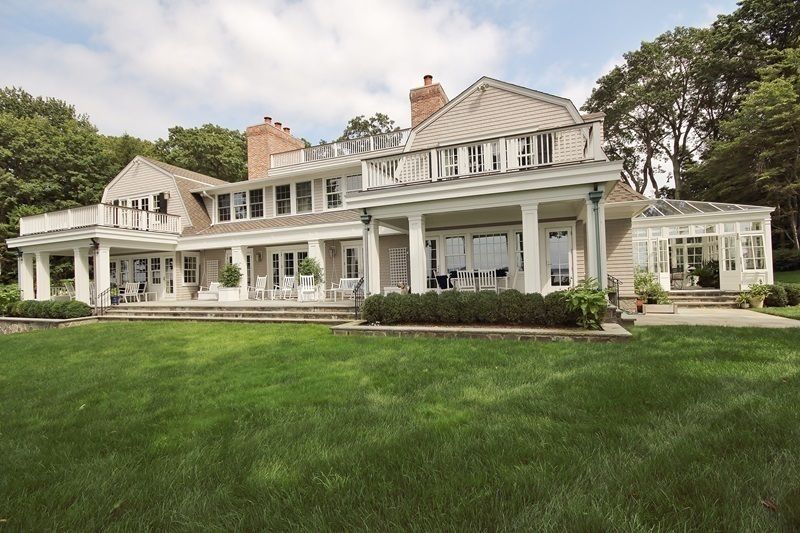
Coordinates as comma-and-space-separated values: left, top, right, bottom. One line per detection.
197, 281, 220, 301
328, 277, 359, 301
275, 276, 296, 300
454, 270, 476, 292
63, 281, 76, 300
119, 282, 141, 303
249, 276, 269, 300
477, 269, 498, 292
298, 275, 318, 302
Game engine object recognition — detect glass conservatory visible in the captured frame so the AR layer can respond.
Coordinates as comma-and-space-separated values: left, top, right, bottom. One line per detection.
632, 199, 774, 291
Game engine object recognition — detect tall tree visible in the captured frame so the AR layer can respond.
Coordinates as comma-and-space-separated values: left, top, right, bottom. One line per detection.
336, 113, 398, 141
690, 47, 800, 249
155, 124, 247, 182
101, 133, 157, 176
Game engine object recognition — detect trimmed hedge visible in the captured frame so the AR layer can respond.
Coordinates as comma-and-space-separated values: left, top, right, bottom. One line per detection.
773, 248, 800, 271
779, 283, 800, 306
361, 290, 577, 327
5, 300, 92, 319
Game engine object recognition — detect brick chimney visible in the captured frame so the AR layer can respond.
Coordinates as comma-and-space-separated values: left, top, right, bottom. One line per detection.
410, 74, 448, 128
246, 116, 306, 180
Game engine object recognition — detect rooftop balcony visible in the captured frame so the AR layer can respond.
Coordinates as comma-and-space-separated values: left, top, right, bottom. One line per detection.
361, 121, 604, 191
19, 204, 182, 236
270, 129, 411, 169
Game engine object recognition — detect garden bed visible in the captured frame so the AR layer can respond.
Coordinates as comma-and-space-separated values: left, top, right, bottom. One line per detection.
332, 320, 631, 342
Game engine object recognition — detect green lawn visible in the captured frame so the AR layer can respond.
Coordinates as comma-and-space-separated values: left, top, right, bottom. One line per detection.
756, 306, 800, 320
775, 270, 800, 283
1, 323, 799, 531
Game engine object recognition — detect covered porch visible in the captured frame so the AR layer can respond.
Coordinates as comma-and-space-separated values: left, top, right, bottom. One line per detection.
632, 199, 774, 291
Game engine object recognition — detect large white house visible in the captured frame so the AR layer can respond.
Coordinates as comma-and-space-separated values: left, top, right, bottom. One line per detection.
6, 76, 775, 309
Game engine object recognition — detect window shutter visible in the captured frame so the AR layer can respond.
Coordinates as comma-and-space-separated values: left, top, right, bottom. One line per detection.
157, 193, 167, 213
112, 199, 120, 206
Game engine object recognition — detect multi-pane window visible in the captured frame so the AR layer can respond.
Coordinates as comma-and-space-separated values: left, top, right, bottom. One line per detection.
271, 254, 280, 287
517, 136, 534, 167
134, 258, 148, 283
249, 189, 264, 218
284, 252, 295, 277
297, 251, 308, 267
515, 232, 524, 271
686, 237, 703, 269
723, 235, 737, 271
275, 185, 291, 215
472, 233, 508, 270
445, 236, 467, 273
633, 240, 648, 272
217, 193, 231, 222
120, 260, 129, 283
467, 144, 484, 173
164, 258, 174, 294
233, 191, 247, 220
326, 177, 343, 209
183, 255, 198, 285
741, 235, 765, 270
344, 247, 362, 278
109, 261, 117, 284
440, 148, 459, 177
426, 239, 438, 288
741, 221, 762, 232
296, 181, 312, 213
150, 258, 161, 284
537, 133, 553, 165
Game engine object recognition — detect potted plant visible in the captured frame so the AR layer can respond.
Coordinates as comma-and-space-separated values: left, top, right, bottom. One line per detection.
746, 281, 770, 309
110, 284, 120, 305
298, 257, 324, 298
635, 270, 674, 314
218, 263, 243, 302
736, 292, 750, 309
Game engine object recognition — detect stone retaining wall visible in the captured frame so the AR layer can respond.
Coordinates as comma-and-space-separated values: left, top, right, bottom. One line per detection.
0, 317, 97, 335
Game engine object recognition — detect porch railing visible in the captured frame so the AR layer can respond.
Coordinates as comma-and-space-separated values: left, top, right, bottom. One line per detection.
18, 204, 181, 236
94, 286, 115, 316
271, 129, 411, 168
362, 120, 604, 190
607, 274, 621, 308
353, 277, 365, 319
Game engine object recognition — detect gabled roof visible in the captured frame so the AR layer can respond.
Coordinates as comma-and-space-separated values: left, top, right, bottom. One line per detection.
635, 198, 772, 219
181, 209, 360, 237
606, 180, 647, 203
139, 157, 228, 187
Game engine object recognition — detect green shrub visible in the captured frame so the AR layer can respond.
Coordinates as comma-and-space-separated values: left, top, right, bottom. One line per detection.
773, 248, 800, 271
381, 293, 405, 325
219, 263, 242, 288
498, 290, 526, 324
0, 284, 21, 315
418, 291, 440, 323
522, 293, 546, 326
765, 284, 788, 307
780, 283, 800, 306
634, 270, 670, 303
7, 300, 91, 319
398, 293, 420, 324
565, 278, 607, 329
437, 291, 462, 324
298, 257, 324, 285
474, 292, 500, 324
695, 260, 720, 289
544, 291, 575, 327
361, 294, 384, 323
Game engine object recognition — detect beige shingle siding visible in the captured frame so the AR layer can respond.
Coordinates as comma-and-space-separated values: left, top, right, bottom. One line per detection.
104, 160, 190, 225
575, 221, 586, 281
605, 218, 634, 297
410, 86, 576, 151
313, 179, 324, 213
264, 186, 274, 218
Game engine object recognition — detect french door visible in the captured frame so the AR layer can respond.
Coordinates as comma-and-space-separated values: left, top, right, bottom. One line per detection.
544, 227, 574, 293
270, 250, 308, 287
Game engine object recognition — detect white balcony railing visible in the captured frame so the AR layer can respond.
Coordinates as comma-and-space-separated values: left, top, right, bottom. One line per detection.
19, 204, 182, 236
362, 121, 604, 190
271, 129, 411, 168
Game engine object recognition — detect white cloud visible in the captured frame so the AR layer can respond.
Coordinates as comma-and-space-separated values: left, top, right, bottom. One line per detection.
0, 0, 510, 140
542, 56, 623, 111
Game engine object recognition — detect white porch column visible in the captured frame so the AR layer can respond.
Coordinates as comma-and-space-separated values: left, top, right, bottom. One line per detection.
230, 245, 248, 300
34, 251, 50, 301
19, 252, 35, 300
95, 245, 111, 298
521, 203, 541, 293
585, 199, 598, 281
367, 219, 381, 294
408, 214, 427, 293
586, 191, 606, 287
597, 200, 608, 288
764, 217, 774, 284
307, 239, 326, 295
73, 247, 91, 304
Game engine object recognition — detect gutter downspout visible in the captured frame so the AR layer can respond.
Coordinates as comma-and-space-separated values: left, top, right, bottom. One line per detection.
360, 209, 372, 294
588, 187, 604, 285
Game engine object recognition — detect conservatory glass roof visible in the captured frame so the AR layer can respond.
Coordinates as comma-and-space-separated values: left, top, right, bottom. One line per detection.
635, 199, 768, 219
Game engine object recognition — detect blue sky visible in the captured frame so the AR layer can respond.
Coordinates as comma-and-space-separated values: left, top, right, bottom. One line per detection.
0, 0, 738, 143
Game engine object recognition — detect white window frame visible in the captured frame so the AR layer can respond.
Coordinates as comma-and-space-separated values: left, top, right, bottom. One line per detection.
295, 180, 313, 214
341, 242, 363, 279
273, 181, 314, 217
215, 187, 266, 224
325, 177, 343, 210
115, 193, 160, 212
182, 253, 200, 286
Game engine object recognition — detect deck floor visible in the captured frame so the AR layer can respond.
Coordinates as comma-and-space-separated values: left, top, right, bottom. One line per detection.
119, 299, 355, 308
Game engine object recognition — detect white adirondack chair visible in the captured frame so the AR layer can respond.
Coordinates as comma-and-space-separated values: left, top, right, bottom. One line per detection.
276, 276, 296, 299
477, 270, 498, 292
198, 281, 221, 301
250, 276, 268, 300
298, 275, 317, 302
454, 270, 476, 291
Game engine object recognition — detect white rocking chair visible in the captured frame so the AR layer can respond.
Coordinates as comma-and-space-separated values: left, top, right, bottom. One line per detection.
476, 270, 498, 292
119, 282, 141, 303
454, 271, 476, 292
298, 275, 317, 302
275, 276, 296, 300
249, 276, 269, 300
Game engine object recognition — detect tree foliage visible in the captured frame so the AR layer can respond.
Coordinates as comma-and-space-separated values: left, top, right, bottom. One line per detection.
155, 124, 247, 182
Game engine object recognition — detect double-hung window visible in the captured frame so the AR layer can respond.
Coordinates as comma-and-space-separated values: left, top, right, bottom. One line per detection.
150, 258, 162, 284
445, 236, 467, 273
426, 239, 438, 288
515, 231, 524, 271
296, 181, 312, 213
249, 189, 264, 218
183, 255, 198, 285
275, 185, 292, 215
326, 177, 343, 209
233, 191, 248, 220
440, 148, 459, 178
217, 193, 231, 222
472, 233, 508, 270
741, 235, 765, 270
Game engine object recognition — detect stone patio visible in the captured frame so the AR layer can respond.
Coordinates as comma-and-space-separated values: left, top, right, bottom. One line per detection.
633, 308, 800, 328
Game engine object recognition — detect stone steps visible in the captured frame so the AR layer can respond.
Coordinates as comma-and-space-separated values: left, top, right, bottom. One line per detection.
102, 304, 357, 324
667, 291, 740, 309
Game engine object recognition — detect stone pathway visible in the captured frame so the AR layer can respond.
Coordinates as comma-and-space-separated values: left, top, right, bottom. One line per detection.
633, 308, 800, 329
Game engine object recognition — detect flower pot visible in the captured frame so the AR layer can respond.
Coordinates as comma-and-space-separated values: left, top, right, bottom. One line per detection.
749, 296, 764, 309
218, 287, 241, 302
110, 296, 120, 305
635, 298, 644, 313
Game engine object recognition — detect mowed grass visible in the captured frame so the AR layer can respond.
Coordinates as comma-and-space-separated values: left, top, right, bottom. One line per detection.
756, 306, 800, 320
1, 323, 799, 531
775, 269, 800, 283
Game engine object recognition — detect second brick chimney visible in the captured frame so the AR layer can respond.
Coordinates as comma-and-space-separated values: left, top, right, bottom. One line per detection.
410, 74, 448, 128
245, 117, 306, 180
